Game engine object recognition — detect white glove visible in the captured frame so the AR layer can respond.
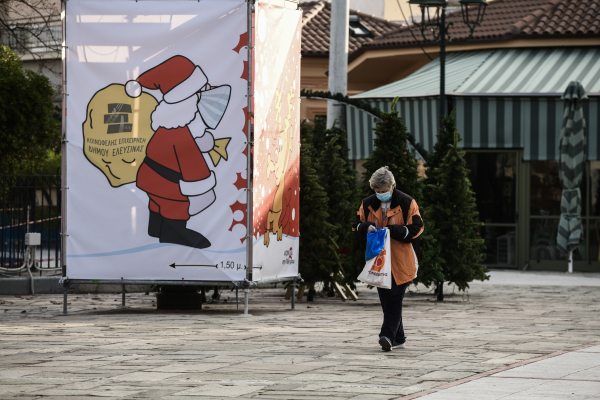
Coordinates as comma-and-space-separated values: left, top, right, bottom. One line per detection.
195, 131, 215, 153
188, 189, 216, 216
368, 225, 377, 233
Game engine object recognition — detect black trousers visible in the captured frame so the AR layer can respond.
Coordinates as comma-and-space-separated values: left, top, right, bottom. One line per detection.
377, 275, 409, 344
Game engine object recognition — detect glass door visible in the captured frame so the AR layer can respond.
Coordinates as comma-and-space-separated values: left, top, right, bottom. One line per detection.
465, 150, 519, 268
527, 160, 600, 272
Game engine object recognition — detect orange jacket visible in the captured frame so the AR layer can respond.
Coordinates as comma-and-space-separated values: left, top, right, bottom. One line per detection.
353, 190, 424, 286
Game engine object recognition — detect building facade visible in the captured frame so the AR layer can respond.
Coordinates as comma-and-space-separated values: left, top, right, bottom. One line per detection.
348, 0, 600, 272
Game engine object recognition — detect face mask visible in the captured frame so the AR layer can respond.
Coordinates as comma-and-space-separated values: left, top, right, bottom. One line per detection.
376, 189, 392, 202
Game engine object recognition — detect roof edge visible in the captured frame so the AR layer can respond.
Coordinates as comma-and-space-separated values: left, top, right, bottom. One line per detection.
349, 34, 600, 62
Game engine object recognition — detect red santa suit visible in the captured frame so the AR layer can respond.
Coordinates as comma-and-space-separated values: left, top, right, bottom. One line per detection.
137, 124, 215, 220
126, 55, 217, 224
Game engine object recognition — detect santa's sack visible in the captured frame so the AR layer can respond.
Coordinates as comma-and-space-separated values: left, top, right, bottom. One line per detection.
358, 228, 392, 289
365, 228, 386, 261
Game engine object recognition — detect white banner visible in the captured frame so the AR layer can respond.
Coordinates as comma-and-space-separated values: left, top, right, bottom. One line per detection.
65, 0, 250, 281
251, 2, 302, 282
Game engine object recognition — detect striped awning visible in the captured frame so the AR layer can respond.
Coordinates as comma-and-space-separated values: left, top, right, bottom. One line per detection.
353, 51, 491, 99
347, 47, 600, 161
456, 47, 600, 96
346, 97, 439, 160
457, 97, 600, 160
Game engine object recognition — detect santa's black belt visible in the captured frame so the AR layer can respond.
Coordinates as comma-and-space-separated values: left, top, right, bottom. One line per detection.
143, 157, 183, 183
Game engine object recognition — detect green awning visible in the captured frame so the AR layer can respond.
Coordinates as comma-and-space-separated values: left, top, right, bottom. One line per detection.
348, 47, 600, 161
456, 97, 600, 160
456, 47, 600, 96
353, 51, 491, 99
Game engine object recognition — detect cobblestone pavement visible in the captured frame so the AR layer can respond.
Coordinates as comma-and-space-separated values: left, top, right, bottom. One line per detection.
1, 275, 600, 399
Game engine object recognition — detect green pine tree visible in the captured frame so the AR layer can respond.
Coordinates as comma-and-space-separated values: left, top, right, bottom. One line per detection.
414, 107, 457, 292
425, 111, 488, 300
316, 127, 362, 288
361, 98, 422, 203
299, 121, 341, 291
311, 116, 329, 156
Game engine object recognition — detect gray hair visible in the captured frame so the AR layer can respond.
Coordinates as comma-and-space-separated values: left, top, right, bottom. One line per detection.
369, 166, 396, 190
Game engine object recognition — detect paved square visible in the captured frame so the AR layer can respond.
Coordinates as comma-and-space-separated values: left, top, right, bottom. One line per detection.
1, 271, 600, 399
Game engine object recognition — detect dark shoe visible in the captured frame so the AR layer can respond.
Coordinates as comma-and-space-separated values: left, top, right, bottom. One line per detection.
159, 218, 211, 249
392, 342, 405, 349
379, 336, 392, 352
148, 211, 163, 238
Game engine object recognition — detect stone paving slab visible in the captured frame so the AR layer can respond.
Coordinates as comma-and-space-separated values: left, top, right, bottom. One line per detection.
1, 279, 600, 399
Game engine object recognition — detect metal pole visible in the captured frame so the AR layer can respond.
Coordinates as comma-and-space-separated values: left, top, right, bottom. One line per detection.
243, 0, 254, 317
60, 0, 68, 309
243, 287, 249, 315
326, 0, 349, 129
568, 250, 573, 273
121, 284, 126, 307
291, 281, 296, 310
63, 289, 67, 315
439, 6, 446, 120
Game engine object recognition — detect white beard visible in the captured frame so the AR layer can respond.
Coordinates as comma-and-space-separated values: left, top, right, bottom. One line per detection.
151, 95, 199, 131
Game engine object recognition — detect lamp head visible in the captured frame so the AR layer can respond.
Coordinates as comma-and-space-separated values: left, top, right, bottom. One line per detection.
459, 0, 488, 29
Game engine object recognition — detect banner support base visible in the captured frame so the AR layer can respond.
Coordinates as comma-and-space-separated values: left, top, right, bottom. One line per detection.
286, 274, 303, 311
118, 283, 128, 308
240, 280, 252, 316
58, 289, 69, 316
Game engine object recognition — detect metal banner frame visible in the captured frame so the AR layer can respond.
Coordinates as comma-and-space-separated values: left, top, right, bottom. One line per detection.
59, 0, 301, 316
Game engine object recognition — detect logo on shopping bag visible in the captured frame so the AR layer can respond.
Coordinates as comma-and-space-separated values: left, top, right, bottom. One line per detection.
370, 249, 386, 272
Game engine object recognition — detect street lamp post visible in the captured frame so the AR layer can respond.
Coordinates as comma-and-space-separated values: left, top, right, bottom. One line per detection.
408, 0, 488, 120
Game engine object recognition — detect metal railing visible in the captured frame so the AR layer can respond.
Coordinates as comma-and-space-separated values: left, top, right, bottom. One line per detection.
0, 176, 62, 276
0, 22, 61, 53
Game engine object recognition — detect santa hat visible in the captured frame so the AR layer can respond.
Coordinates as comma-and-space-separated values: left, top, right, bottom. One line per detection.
125, 56, 207, 104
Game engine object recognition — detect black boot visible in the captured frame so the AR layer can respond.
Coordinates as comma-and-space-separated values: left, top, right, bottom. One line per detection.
159, 218, 211, 249
148, 211, 163, 238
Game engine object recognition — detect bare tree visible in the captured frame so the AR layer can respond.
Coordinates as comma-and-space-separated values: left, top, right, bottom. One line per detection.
0, 0, 62, 91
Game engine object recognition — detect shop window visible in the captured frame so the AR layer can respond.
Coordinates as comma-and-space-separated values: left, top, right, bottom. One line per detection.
530, 218, 584, 261
465, 152, 516, 224
481, 226, 516, 265
530, 161, 587, 216
589, 161, 600, 216
589, 220, 600, 262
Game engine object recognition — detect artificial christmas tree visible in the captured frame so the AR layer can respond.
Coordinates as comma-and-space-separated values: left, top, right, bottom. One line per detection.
299, 121, 341, 292
425, 111, 488, 301
316, 127, 362, 287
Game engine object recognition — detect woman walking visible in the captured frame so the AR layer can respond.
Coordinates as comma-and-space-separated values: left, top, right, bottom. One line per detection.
353, 167, 424, 351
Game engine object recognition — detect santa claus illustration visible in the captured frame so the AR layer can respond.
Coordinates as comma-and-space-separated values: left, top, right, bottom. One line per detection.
124, 55, 231, 249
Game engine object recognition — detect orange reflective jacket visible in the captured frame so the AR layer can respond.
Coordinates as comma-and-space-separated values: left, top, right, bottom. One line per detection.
353, 190, 424, 286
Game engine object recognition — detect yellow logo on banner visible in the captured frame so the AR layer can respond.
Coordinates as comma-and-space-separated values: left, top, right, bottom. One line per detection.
83, 84, 157, 187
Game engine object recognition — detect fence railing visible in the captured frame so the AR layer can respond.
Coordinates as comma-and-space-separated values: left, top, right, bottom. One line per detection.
0, 22, 61, 53
0, 176, 62, 276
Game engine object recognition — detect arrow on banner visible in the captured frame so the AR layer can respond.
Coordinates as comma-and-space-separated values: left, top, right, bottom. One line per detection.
169, 263, 218, 269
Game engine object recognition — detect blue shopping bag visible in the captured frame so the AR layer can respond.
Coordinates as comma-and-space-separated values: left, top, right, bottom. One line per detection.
365, 228, 386, 261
